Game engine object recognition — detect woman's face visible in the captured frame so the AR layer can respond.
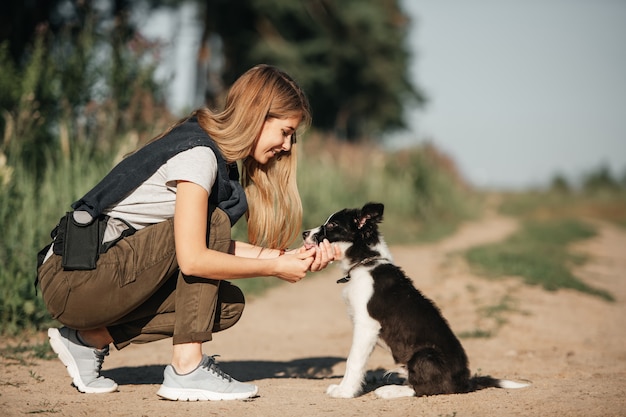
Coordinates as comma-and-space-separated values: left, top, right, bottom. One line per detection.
251, 116, 301, 164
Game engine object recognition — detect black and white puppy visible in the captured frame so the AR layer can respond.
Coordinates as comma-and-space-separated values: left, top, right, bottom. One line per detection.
303, 202, 529, 399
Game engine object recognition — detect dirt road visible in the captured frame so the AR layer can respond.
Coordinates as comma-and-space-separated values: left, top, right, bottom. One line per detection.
2, 214, 625, 416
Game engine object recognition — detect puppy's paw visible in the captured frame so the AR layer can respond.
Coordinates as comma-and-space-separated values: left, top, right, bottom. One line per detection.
374, 385, 416, 399
326, 384, 360, 398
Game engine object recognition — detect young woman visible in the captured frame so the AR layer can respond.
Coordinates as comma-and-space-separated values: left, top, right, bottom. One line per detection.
36, 64, 338, 401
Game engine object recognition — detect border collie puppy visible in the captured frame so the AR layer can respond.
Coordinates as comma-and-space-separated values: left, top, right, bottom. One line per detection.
303, 202, 530, 399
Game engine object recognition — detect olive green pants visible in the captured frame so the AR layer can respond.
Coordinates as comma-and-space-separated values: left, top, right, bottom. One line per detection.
37, 208, 244, 350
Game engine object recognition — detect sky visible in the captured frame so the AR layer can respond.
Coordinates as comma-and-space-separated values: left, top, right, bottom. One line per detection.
392, 0, 626, 189
141, 1, 626, 190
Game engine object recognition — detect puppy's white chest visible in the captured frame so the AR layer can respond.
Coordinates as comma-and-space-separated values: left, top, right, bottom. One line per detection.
341, 269, 375, 319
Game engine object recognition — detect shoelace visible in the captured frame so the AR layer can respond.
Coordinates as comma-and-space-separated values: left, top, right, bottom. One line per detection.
204, 355, 232, 382
93, 346, 110, 373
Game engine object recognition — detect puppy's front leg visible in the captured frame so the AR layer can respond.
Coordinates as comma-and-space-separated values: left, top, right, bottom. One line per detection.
327, 315, 380, 398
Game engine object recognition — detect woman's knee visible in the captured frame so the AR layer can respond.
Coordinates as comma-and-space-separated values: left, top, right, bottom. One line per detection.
213, 281, 245, 332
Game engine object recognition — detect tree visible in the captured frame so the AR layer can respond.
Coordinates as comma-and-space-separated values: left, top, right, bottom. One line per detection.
0, 0, 167, 176
198, 0, 424, 140
583, 164, 622, 193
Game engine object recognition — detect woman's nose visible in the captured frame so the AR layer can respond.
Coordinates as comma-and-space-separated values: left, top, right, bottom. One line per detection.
282, 135, 293, 151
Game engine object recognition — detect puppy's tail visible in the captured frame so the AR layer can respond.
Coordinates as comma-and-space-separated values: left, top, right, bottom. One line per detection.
470, 375, 531, 391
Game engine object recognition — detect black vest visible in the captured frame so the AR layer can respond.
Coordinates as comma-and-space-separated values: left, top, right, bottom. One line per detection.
72, 117, 247, 226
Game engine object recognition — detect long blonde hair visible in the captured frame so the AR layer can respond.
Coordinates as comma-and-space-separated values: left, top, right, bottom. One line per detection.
193, 64, 311, 249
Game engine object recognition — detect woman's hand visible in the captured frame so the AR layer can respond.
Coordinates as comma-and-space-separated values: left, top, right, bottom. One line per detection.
274, 247, 316, 283
290, 239, 340, 272
310, 239, 341, 272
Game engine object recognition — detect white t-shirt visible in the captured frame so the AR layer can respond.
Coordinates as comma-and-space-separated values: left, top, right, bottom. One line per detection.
43, 146, 218, 264
105, 146, 218, 230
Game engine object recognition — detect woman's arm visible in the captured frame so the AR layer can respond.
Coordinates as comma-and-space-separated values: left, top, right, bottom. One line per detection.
174, 180, 316, 282
231, 241, 284, 259
231, 229, 340, 271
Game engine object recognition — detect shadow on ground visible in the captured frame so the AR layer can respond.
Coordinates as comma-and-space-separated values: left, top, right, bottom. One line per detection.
103, 356, 346, 385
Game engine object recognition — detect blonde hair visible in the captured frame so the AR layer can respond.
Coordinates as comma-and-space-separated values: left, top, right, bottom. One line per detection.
191, 64, 312, 249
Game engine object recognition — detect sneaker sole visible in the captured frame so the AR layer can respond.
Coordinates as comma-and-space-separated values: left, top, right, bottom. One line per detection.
48, 328, 118, 394
156, 384, 259, 401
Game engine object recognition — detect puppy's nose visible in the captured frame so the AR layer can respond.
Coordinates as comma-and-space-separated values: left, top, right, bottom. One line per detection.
302, 231, 310, 239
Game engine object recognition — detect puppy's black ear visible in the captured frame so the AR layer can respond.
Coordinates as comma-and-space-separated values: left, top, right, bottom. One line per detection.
358, 202, 384, 228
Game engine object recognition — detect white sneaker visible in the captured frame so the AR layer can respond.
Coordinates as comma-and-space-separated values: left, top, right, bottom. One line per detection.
157, 355, 258, 401
48, 327, 118, 393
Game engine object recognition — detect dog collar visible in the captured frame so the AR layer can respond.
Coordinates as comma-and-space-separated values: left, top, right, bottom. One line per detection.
337, 256, 390, 284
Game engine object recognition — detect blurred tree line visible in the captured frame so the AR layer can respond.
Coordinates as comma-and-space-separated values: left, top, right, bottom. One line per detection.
550, 165, 626, 194
0, 0, 423, 172
0, 0, 168, 179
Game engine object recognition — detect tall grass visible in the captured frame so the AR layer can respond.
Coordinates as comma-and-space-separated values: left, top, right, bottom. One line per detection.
0, 139, 118, 334
296, 135, 480, 243
499, 189, 626, 228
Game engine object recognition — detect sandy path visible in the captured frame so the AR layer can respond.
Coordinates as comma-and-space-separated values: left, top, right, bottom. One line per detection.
2, 214, 624, 416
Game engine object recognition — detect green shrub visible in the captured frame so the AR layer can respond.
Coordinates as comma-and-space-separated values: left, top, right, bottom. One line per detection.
297, 136, 479, 243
